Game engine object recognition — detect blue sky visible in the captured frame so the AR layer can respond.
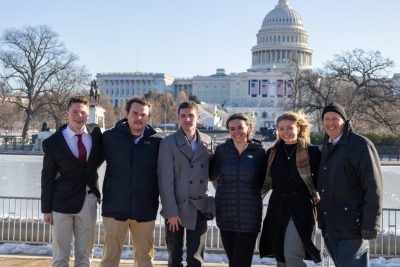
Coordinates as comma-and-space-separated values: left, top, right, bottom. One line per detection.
1, 0, 399, 78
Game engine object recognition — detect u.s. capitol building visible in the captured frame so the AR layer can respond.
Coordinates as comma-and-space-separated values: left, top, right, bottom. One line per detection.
97, 0, 312, 130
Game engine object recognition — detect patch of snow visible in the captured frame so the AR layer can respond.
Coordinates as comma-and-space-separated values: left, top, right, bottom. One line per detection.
0, 243, 399, 266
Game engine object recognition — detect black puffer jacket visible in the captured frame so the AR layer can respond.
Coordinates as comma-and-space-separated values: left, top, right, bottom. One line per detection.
102, 119, 162, 221
210, 139, 266, 233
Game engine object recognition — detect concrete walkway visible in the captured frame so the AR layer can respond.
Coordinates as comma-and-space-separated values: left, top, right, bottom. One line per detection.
0, 255, 273, 267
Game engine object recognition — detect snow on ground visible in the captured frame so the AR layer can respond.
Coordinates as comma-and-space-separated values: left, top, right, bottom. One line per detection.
0, 243, 400, 266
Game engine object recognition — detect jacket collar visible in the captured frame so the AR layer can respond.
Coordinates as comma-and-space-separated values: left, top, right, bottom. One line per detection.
226, 138, 261, 149
58, 123, 98, 135
323, 120, 352, 147
115, 118, 157, 139
54, 124, 97, 164
175, 128, 208, 162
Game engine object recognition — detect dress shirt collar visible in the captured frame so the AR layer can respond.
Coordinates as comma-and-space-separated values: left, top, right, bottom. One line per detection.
65, 125, 88, 139
329, 133, 342, 145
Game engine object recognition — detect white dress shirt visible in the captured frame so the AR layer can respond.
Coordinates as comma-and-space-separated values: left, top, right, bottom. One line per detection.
329, 133, 343, 145
62, 125, 92, 161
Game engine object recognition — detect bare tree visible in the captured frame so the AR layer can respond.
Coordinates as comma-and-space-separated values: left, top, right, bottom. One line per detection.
0, 82, 25, 132
294, 49, 400, 133
325, 48, 400, 133
98, 94, 119, 129
159, 92, 177, 124
144, 91, 177, 125
280, 61, 303, 111
297, 69, 343, 113
0, 97, 24, 132
41, 65, 90, 129
0, 25, 78, 141
177, 91, 188, 104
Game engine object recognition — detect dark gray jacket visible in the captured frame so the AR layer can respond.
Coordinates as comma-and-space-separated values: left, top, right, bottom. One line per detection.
102, 119, 161, 221
210, 139, 266, 233
317, 122, 383, 240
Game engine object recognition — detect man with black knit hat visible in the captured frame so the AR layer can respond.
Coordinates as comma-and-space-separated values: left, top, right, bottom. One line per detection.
317, 102, 383, 267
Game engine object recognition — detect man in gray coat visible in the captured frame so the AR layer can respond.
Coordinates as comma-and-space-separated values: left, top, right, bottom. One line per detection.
158, 101, 213, 267
317, 102, 383, 267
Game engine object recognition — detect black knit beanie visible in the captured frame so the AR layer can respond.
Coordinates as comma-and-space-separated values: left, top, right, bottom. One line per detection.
322, 102, 347, 121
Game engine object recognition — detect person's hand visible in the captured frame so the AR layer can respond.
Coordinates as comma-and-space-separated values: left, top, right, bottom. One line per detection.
314, 192, 321, 205
43, 213, 53, 225
167, 216, 181, 232
361, 229, 377, 240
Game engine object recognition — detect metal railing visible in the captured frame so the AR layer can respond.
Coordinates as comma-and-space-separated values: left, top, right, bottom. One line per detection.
0, 196, 222, 249
0, 196, 399, 265
376, 146, 400, 161
2, 135, 400, 161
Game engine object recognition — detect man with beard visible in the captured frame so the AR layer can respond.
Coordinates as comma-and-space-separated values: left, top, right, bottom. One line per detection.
100, 97, 161, 267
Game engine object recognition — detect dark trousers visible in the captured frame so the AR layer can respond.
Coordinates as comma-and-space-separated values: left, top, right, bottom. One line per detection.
324, 238, 369, 267
165, 212, 207, 267
220, 230, 258, 267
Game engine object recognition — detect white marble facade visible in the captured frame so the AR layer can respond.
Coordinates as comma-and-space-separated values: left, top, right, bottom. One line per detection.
96, 0, 311, 130
96, 72, 175, 108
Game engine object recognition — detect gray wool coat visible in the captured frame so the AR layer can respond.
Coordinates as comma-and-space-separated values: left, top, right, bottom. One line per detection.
157, 128, 213, 230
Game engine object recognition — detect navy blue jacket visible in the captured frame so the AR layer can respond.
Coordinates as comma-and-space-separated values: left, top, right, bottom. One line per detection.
210, 139, 266, 233
102, 119, 161, 221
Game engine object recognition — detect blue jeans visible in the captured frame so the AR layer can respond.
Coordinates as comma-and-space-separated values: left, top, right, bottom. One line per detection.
324, 238, 369, 267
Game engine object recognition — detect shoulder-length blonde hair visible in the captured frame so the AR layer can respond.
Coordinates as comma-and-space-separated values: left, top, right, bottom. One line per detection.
275, 110, 311, 145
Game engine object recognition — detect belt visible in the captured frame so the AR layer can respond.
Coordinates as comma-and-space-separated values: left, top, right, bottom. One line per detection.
88, 189, 94, 194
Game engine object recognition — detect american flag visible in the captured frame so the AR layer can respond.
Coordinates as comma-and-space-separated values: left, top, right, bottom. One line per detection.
286, 80, 294, 97
248, 80, 259, 97
277, 80, 284, 97
260, 80, 269, 97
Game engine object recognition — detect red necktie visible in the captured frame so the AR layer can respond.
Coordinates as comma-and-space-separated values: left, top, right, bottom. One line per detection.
76, 134, 87, 163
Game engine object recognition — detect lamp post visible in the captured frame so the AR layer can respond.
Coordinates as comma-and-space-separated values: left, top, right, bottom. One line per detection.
163, 103, 167, 132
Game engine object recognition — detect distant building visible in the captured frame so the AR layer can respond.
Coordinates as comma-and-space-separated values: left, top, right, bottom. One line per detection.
173, 78, 193, 98
1, 94, 29, 107
95, 0, 313, 130
96, 72, 175, 108
192, 0, 313, 129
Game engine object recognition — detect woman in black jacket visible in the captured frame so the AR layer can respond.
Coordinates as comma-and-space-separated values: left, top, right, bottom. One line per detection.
259, 111, 321, 267
210, 113, 266, 267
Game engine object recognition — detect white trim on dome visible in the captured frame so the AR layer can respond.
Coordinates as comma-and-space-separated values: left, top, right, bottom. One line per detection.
278, 0, 289, 7
250, 0, 312, 72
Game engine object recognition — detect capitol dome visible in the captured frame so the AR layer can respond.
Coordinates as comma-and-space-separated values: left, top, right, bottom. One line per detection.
249, 0, 312, 72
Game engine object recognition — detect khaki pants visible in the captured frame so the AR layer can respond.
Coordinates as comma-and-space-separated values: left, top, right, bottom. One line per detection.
100, 217, 155, 267
52, 193, 97, 267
